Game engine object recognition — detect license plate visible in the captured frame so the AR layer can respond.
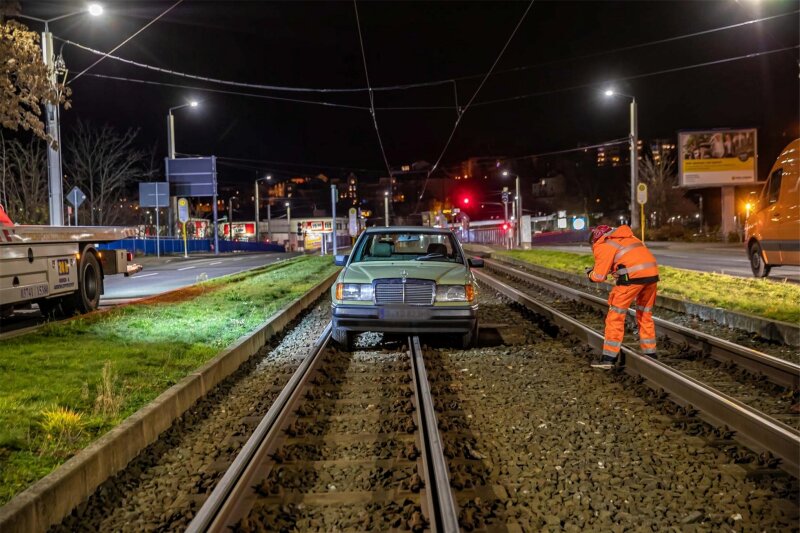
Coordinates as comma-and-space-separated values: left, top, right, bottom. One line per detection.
380, 307, 431, 321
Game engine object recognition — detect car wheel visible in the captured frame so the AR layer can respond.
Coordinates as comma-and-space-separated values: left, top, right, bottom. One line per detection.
749, 242, 771, 278
332, 326, 354, 351
460, 322, 478, 349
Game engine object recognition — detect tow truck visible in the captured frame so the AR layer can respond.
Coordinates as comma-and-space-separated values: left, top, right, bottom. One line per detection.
0, 205, 142, 317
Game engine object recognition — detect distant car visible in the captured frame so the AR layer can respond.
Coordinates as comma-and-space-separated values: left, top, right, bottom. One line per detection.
331, 226, 482, 350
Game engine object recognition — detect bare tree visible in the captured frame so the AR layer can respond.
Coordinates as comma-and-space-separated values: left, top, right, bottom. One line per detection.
638, 153, 694, 226
65, 120, 146, 225
0, 18, 71, 147
2, 135, 48, 224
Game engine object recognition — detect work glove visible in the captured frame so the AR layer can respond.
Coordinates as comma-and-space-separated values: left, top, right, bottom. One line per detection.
584, 266, 593, 278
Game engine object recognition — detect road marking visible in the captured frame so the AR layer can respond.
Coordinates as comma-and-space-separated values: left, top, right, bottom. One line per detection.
134, 272, 159, 278
209, 261, 223, 265
230, 257, 243, 261
178, 266, 196, 271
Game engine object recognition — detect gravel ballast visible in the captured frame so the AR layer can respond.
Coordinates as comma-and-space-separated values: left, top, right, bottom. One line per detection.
430, 290, 798, 531
52, 299, 333, 532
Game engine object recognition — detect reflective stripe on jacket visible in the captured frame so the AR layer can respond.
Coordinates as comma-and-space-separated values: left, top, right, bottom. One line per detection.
589, 225, 659, 285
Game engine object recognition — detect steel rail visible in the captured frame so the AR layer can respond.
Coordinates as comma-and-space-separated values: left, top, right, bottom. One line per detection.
409, 336, 461, 532
475, 269, 800, 478
484, 258, 800, 390
186, 324, 332, 532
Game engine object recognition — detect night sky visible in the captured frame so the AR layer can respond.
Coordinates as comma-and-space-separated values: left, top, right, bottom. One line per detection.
16, 0, 800, 185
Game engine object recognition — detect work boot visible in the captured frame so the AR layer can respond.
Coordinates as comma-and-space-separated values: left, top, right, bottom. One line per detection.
591, 355, 618, 370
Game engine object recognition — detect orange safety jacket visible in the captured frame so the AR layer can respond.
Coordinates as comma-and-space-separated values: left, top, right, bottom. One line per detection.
589, 225, 659, 285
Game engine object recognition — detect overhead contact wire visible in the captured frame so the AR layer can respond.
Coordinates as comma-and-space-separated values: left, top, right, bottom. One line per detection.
69, 0, 183, 84
353, 0, 394, 180
416, 0, 534, 209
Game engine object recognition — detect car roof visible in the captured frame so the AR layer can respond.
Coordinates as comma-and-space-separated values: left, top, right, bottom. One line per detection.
364, 226, 454, 234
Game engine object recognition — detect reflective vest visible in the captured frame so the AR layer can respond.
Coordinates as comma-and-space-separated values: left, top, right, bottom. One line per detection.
589, 225, 659, 285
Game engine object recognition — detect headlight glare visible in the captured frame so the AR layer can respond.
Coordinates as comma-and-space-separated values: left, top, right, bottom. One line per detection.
340, 283, 374, 301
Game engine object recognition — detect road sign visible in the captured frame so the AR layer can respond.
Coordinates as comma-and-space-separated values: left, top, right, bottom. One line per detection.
165, 157, 217, 197
66, 186, 86, 208
139, 182, 170, 207
637, 183, 648, 205
177, 198, 190, 223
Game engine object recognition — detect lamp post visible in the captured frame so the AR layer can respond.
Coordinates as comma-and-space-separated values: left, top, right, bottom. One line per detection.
166, 100, 198, 236
228, 196, 237, 241
254, 174, 271, 241
384, 191, 390, 227
285, 201, 292, 250
604, 89, 639, 230
14, 4, 104, 226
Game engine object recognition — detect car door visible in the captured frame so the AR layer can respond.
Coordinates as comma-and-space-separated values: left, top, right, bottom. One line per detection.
777, 161, 800, 265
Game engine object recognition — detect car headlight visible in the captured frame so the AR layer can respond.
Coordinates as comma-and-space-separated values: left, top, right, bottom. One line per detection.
436, 284, 475, 302
336, 283, 374, 301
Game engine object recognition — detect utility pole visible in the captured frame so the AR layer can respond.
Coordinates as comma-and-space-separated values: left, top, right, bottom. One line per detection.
331, 185, 338, 256
254, 178, 260, 241
286, 202, 292, 250
630, 97, 639, 230
515, 176, 521, 248
42, 26, 64, 226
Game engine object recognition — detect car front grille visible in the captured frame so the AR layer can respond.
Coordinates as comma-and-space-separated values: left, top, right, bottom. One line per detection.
374, 279, 434, 305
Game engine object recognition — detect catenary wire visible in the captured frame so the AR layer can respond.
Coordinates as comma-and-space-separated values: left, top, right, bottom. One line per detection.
472, 44, 800, 107
416, 0, 533, 210
81, 72, 370, 110
353, 0, 394, 179
56, 10, 797, 94
69, 0, 183, 84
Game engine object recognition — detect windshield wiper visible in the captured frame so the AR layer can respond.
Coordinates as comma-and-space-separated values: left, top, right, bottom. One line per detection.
415, 253, 445, 261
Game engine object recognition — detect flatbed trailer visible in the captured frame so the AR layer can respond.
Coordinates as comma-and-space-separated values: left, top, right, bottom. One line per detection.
0, 224, 142, 317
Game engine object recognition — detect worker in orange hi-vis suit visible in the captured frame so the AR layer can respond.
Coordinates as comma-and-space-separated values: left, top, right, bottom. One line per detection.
586, 224, 659, 369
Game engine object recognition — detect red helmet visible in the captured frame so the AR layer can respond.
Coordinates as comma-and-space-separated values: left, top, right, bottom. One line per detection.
590, 225, 612, 245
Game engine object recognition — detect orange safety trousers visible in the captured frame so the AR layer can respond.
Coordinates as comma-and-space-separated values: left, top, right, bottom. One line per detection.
602, 282, 658, 358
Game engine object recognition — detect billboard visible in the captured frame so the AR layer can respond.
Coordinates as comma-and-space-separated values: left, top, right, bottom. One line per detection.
678, 129, 757, 188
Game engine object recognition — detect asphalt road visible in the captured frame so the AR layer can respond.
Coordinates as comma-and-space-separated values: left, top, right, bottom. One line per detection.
102, 252, 299, 300
535, 242, 800, 283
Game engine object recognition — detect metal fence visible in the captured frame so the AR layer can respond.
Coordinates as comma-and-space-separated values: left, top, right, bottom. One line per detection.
98, 238, 285, 255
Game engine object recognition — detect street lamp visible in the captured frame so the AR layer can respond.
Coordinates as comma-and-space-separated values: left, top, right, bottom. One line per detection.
14, 4, 104, 226
604, 89, 639, 230
167, 101, 199, 159
254, 174, 271, 241
285, 201, 292, 249
228, 196, 238, 241
384, 191, 390, 227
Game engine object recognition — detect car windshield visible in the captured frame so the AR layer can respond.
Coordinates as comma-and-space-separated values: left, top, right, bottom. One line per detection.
351, 231, 463, 263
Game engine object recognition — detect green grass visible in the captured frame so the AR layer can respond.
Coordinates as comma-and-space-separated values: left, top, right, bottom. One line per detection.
497, 249, 800, 323
0, 255, 337, 505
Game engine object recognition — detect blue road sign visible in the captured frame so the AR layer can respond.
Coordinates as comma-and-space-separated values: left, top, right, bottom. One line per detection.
139, 182, 170, 208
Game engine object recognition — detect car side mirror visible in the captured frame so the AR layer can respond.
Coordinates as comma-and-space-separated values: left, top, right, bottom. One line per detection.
334, 254, 349, 266
468, 257, 484, 268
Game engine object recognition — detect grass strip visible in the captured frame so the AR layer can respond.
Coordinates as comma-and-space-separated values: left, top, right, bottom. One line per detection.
497, 249, 800, 323
0, 255, 337, 505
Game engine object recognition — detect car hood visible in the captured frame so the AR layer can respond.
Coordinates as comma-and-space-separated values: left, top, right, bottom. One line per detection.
343, 261, 470, 285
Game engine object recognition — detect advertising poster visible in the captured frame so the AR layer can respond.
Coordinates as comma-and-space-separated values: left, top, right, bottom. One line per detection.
678, 129, 757, 187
